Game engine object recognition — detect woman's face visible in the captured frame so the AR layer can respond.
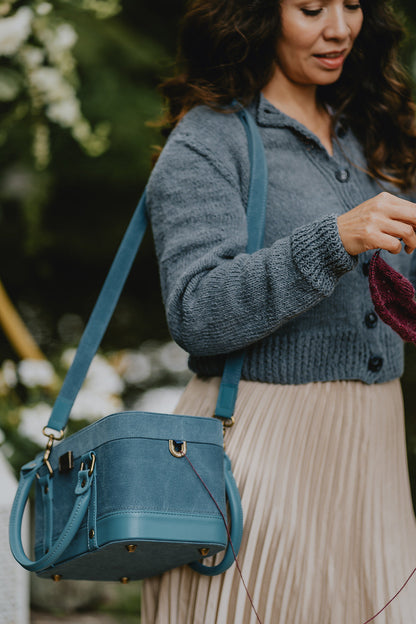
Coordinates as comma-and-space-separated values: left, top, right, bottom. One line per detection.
276, 0, 364, 87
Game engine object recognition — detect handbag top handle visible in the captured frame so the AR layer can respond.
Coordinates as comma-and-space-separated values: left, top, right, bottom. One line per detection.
44, 106, 268, 437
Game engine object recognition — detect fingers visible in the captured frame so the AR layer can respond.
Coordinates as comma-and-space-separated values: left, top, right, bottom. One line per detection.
375, 192, 416, 226
375, 193, 416, 253
377, 234, 405, 255
337, 192, 416, 256
381, 221, 416, 253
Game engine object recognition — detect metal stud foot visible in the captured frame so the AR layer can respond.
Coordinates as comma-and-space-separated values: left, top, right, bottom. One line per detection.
199, 548, 210, 557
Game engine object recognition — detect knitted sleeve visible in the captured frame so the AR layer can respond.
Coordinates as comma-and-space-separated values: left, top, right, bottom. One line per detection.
147, 111, 356, 357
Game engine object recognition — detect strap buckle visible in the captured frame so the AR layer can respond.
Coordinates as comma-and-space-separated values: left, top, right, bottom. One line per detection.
42, 426, 64, 441
42, 436, 54, 477
213, 415, 235, 429
80, 453, 96, 477
41, 428, 64, 477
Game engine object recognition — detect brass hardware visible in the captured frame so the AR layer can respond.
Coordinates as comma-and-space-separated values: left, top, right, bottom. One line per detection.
44, 485, 48, 495
59, 451, 74, 473
44, 459, 53, 476
169, 440, 187, 458
89, 529, 95, 539
81, 479, 86, 488
43, 435, 54, 476
199, 548, 210, 557
120, 577, 129, 584
51, 574, 62, 582
126, 544, 137, 553
42, 427, 64, 441
213, 415, 235, 429
80, 453, 96, 476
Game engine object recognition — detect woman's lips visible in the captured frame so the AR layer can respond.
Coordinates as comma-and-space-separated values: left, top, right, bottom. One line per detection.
313, 51, 346, 70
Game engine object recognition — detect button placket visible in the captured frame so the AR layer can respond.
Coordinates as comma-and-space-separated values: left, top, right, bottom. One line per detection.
365, 312, 378, 328
368, 356, 383, 373
336, 125, 347, 139
335, 169, 350, 183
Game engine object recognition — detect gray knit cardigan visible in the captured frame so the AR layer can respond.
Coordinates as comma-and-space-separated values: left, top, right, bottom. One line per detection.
146, 94, 416, 385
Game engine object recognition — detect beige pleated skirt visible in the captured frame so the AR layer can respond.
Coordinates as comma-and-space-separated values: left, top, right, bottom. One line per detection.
141, 377, 416, 624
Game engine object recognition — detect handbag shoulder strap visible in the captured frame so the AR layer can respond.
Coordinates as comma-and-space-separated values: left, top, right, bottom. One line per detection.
45, 107, 268, 435
214, 107, 268, 423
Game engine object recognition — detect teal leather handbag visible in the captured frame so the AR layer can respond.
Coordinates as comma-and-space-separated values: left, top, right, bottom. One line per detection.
9, 107, 268, 582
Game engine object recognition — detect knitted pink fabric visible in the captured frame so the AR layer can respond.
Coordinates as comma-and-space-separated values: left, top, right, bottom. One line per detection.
369, 250, 416, 344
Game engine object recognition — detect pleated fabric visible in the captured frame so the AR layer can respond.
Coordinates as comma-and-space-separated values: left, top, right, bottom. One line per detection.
141, 376, 416, 624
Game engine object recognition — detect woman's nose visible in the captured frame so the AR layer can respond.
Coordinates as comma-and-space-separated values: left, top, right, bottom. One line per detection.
323, 7, 350, 40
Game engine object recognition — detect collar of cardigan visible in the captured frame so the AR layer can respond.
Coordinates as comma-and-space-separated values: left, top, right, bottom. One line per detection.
251, 92, 348, 145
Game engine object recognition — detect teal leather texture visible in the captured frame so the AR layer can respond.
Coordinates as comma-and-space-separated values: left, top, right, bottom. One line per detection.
9, 414, 243, 580
9, 107, 268, 581
189, 453, 243, 575
9, 454, 94, 572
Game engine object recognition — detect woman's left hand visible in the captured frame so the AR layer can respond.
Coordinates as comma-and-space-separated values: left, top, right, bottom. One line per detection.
337, 192, 416, 256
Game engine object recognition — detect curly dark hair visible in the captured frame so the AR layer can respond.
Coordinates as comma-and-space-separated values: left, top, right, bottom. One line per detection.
159, 0, 416, 191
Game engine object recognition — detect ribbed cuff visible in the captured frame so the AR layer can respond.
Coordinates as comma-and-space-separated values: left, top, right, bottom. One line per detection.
290, 214, 357, 296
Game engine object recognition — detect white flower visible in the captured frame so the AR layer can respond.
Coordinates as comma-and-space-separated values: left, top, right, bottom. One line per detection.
1, 360, 17, 388
19, 45, 44, 68
115, 351, 152, 385
158, 342, 189, 373
84, 355, 124, 395
61, 347, 76, 369
19, 402, 52, 445
36, 3, 53, 16
29, 67, 84, 129
47, 97, 80, 126
0, 359, 17, 394
30, 66, 74, 102
70, 388, 123, 421
61, 351, 124, 395
18, 359, 55, 388
0, 7, 33, 56
51, 24, 77, 51
133, 386, 184, 414
60, 353, 124, 421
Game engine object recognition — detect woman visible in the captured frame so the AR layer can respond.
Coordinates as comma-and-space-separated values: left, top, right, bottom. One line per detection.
142, 0, 416, 622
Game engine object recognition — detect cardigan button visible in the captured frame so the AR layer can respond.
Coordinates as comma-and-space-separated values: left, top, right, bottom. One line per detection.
335, 169, 350, 183
365, 312, 378, 328
337, 125, 347, 138
368, 356, 383, 372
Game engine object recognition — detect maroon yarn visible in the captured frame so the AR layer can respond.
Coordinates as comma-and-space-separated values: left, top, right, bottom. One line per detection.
368, 250, 416, 344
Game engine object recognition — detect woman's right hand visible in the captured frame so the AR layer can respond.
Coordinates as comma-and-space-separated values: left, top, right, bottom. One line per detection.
337, 192, 416, 256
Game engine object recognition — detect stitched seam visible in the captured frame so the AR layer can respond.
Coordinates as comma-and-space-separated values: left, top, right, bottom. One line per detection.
43, 489, 90, 569
98, 510, 223, 521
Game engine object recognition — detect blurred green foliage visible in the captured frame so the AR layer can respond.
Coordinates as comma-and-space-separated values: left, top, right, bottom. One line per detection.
0, 0, 185, 359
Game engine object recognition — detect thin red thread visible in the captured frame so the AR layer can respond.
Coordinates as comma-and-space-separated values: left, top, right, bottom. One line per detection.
182, 450, 415, 624
184, 453, 263, 624
361, 567, 416, 624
